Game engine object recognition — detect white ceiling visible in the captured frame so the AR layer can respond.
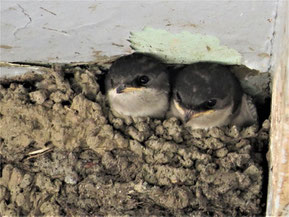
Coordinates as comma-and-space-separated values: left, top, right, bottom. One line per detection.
1, 0, 279, 72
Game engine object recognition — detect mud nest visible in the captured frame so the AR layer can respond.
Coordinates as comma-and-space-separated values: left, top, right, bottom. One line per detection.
0, 64, 269, 216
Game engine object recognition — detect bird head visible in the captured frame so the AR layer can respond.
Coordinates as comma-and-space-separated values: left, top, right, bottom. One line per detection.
105, 53, 169, 95
171, 62, 243, 126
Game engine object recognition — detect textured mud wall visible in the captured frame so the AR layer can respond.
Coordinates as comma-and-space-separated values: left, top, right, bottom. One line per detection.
0, 64, 269, 216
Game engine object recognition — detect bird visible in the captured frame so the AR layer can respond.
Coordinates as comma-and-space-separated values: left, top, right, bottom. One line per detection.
105, 53, 170, 118
167, 62, 258, 129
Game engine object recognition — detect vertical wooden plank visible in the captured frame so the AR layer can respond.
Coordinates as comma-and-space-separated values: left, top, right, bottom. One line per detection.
267, 1, 289, 216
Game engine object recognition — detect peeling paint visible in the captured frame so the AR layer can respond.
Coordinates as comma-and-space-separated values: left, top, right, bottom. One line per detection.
129, 27, 242, 65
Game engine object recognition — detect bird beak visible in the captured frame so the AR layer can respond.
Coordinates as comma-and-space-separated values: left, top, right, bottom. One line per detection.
174, 100, 186, 116
174, 100, 215, 123
184, 110, 215, 122
116, 84, 126, 93
116, 84, 143, 94
174, 100, 193, 122
184, 111, 193, 123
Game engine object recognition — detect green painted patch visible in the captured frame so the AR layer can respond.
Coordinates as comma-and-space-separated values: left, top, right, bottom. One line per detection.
129, 27, 242, 65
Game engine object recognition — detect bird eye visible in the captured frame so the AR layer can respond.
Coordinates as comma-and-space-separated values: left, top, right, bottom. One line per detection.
175, 92, 182, 103
138, 75, 150, 85
205, 99, 217, 108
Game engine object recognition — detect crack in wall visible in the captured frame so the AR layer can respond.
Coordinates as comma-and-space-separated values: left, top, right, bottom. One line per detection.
13, 4, 32, 40
42, 27, 69, 36
39, 7, 57, 16
9, 62, 52, 68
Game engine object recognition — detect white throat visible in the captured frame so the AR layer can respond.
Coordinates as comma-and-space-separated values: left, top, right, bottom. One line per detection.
107, 88, 168, 118
168, 99, 234, 129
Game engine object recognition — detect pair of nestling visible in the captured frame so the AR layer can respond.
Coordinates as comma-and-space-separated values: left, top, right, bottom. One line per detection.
105, 53, 257, 129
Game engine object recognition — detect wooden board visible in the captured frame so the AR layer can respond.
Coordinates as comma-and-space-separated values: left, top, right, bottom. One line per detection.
266, 1, 289, 216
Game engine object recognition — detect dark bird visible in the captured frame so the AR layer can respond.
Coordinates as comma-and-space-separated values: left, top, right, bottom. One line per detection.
105, 53, 170, 118
168, 62, 258, 129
